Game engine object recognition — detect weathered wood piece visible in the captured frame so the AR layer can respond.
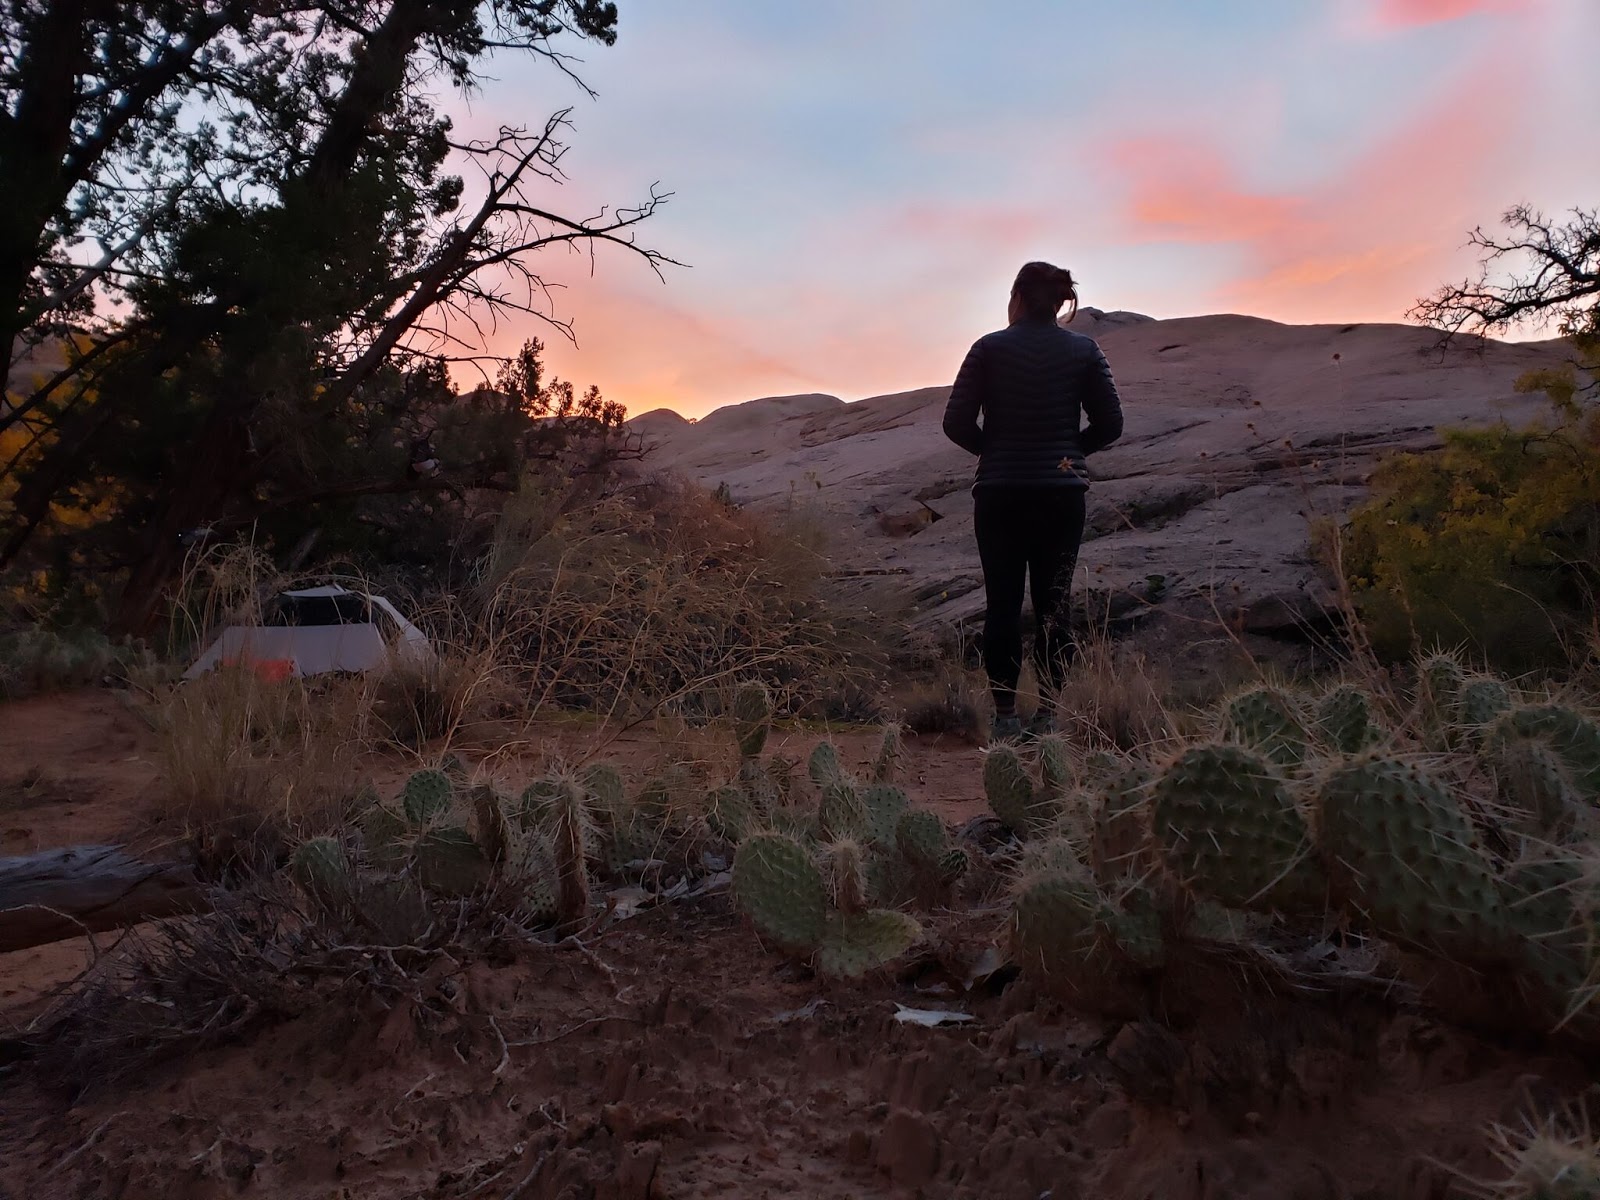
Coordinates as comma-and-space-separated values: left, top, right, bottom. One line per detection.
0, 845, 207, 953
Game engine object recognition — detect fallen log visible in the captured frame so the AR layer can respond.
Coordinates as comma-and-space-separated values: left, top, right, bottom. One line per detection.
0, 845, 208, 953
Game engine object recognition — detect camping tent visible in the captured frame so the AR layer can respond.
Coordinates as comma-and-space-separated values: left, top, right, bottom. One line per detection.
184, 585, 436, 679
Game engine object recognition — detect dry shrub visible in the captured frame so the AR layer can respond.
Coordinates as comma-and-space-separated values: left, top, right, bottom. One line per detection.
0, 626, 158, 698
1054, 631, 1178, 753
473, 475, 886, 723
364, 642, 510, 749
896, 667, 986, 743
153, 666, 371, 870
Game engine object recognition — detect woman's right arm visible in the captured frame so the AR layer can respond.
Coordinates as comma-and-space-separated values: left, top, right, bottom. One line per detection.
942, 340, 986, 455
1079, 345, 1124, 455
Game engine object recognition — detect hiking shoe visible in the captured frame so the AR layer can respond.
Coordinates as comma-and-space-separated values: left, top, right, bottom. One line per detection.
990, 714, 1023, 743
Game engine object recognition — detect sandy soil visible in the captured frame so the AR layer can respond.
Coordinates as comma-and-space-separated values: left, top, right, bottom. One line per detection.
0, 689, 1593, 1199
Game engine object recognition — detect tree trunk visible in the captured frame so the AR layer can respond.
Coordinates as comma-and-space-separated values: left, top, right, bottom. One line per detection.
0, 845, 208, 953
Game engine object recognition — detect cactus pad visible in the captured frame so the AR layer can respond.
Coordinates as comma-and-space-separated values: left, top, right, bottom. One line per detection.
872, 724, 903, 784
985, 745, 1053, 835
1151, 744, 1325, 914
1010, 871, 1133, 980
1507, 704, 1600, 800
401, 769, 454, 825
707, 783, 761, 844
822, 838, 869, 914
818, 778, 869, 842
816, 910, 922, 978
290, 837, 352, 911
862, 782, 908, 849
1316, 685, 1380, 755
355, 876, 434, 946
1453, 677, 1511, 744
469, 783, 511, 866
1222, 687, 1309, 768
733, 832, 828, 952
1489, 734, 1583, 838
808, 740, 844, 788
732, 680, 773, 759
1036, 734, 1075, 796
895, 808, 949, 870
1088, 764, 1152, 886
580, 763, 627, 812
360, 805, 409, 867
1317, 756, 1510, 961
415, 827, 491, 897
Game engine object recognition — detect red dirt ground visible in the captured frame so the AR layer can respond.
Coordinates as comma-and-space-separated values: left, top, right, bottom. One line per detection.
0, 690, 1593, 1200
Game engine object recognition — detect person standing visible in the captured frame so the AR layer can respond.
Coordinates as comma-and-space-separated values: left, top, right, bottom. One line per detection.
942, 261, 1124, 742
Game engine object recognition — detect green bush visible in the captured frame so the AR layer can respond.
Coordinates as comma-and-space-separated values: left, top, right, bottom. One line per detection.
1340, 386, 1599, 672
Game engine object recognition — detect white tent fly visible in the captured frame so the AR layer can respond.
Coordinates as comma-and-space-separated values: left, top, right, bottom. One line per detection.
184, 585, 436, 680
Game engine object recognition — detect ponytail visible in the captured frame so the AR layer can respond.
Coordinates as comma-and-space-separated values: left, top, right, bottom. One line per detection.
1012, 261, 1078, 322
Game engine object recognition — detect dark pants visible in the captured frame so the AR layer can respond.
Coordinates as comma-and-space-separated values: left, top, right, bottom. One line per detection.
973, 486, 1088, 712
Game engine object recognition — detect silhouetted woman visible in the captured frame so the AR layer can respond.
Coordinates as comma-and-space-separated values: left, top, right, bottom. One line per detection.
942, 261, 1124, 742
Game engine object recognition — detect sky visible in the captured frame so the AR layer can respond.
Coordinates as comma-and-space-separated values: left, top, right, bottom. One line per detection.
457, 0, 1599, 419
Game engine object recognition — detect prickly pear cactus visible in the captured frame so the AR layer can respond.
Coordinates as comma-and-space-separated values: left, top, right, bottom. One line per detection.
738, 756, 782, 815
895, 808, 948, 870
354, 876, 433, 946
507, 829, 559, 926
290, 837, 352, 912
1487, 734, 1583, 839
732, 832, 828, 952
546, 776, 594, 927
872, 724, 903, 784
1316, 685, 1380, 755
415, 827, 491, 897
1036, 734, 1075, 797
821, 838, 869, 914
1500, 851, 1599, 1036
1222, 687, 1309, 769
985, 745, 1056, 836
1506, 704, 1600, 800
1419, 651, 1467, 717
1088, 763, 1152, 887
401, 768, 454, 825
1009, 870, 1157, 1008
580, 763, 627, 813
732, 680, 773, 760
707, 783, 761, 844
1317, 756, 1510, 962
360, 805, 409, 868
816, 910, 923, 978
819, 778, 869, 842
808, 740, 844, 788
937, 847, 970, 880
469, 783, 511, 866
862, 782, 908, 849
1453, 677, 1511, 745
1151, 744, 1325, 915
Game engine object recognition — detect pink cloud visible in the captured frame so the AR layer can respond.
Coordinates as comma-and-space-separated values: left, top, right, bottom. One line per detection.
1370, 0, 1529, 29
1102, 34, 1537, 324
1107, 138, 1312, 245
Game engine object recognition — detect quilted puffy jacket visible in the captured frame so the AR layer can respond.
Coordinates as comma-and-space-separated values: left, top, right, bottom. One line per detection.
941, 314, 1124, 488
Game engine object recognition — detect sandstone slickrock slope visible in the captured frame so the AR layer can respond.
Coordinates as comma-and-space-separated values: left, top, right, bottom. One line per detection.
629, 310, 1571, 644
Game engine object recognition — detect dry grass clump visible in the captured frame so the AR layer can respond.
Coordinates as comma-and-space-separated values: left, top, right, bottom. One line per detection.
1052, 632, 1179, 753
364, 643, 510, 749
152, 666, 371, 871
896, 666, 987, 744
473, 475, 887, 724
